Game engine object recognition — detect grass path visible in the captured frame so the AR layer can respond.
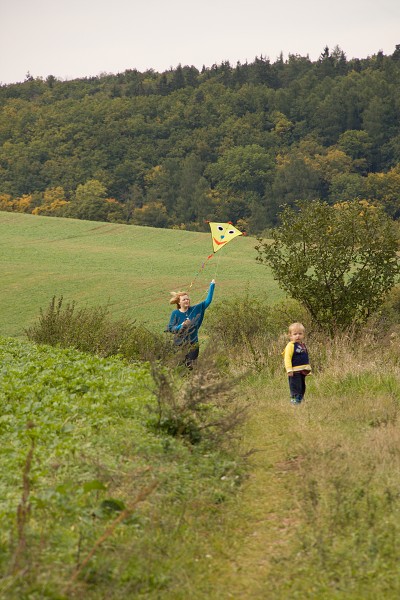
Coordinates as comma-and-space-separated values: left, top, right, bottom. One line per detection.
199, 356, 400, 600
223, 403, 299, 598
192, 376, 305, 600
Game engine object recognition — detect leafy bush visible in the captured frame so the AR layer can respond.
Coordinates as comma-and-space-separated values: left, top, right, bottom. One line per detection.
365, 285, 400, 339
205, 294, 311, 371
256, 200, 399, 334
25, 296, 170, 362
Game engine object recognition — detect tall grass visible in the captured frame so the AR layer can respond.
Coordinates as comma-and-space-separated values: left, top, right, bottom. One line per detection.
205, 294, 311, 373
268, 357, 400, 598
217, 310, 400, 599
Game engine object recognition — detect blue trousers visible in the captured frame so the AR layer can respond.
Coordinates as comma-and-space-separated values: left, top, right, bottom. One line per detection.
184, 344, 199, 369
288, 372, 306, 401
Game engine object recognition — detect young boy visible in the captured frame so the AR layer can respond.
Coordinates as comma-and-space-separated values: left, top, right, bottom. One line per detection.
283, 322, 311, 404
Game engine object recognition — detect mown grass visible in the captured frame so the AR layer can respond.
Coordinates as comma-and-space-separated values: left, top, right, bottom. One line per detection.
0, 211, 281, 338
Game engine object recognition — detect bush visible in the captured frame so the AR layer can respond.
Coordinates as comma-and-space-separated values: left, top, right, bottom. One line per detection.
147, 359, 247, 447
205, 294, 311, 371
361, 286, 400, 365
25, 296, 170, 362
256, 200, 399, 334
366, 285, 400, 338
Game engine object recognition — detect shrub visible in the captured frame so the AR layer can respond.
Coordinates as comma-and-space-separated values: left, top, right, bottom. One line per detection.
365, 285, 400, 338
256, 200, 399, 334
205, 294, 311, 371
25, 296, 170, 362
147, 359, 247, 447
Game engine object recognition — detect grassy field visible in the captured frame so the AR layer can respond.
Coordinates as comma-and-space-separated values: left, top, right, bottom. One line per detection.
3, 211, 400, 598
2, 333, 400, 598
0, 212, 281, 338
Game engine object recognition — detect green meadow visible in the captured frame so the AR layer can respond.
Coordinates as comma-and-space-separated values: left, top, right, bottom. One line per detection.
0, 211, 281, 338
1, 211, 400, 599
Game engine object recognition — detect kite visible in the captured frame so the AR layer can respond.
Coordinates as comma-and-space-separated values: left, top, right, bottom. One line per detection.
208, 221, 243, 254
189, 221, 243, 288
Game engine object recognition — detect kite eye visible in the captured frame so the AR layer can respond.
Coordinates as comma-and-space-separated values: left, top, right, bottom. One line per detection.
217, 226, 224, 231
228, 230, 235, 235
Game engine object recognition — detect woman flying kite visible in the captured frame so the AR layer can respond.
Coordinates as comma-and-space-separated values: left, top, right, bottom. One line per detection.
167, 222, 242, 368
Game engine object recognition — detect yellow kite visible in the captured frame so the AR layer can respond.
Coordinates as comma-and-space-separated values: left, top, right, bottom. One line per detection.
209, 222, 243, 253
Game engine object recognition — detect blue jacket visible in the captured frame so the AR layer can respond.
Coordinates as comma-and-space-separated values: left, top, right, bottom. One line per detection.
283, 341, 311, 373
168, 282, 215, 345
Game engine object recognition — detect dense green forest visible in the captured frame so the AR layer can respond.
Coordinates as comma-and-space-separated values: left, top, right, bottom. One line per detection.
1, 44, 400, 233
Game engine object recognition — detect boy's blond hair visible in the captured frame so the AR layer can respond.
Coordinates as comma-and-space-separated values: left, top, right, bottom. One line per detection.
288, 322, 305, 334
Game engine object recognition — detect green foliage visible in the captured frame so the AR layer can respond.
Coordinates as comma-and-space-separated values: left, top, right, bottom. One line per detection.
206, 144, 274, 195
74, 179, 107, 204
256, 200, 400, 333
132, 201, 170, 228
25, 296, 169, 362
0, 337, 246, 598
205, 294, 310, 371
207, 294, 276, 348
1, 48, 400, 231
365, 285, 400, 344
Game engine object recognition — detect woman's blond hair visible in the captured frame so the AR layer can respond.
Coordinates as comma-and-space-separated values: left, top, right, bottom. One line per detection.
169, 290, 189, 308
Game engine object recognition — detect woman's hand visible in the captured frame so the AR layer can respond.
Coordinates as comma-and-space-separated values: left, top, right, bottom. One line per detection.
211, 279, 215, 284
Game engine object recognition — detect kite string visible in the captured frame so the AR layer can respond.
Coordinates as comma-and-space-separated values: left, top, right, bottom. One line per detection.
212, 251, 222, 281
188, 253, 214, 289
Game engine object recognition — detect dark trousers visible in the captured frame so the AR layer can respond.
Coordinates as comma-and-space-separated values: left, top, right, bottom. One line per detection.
184, 344, 199, 369
288, 372, 306, 400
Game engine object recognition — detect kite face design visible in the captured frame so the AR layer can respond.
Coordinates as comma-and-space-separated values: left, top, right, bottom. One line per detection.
209, 222, 243, 253
189, 221, 243, 287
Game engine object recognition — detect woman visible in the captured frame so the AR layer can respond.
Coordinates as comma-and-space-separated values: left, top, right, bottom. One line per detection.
167, 279, 215, 368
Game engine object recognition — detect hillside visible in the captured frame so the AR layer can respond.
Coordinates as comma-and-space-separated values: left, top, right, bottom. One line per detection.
0, 211, 281, 337
1, 48, 400, 232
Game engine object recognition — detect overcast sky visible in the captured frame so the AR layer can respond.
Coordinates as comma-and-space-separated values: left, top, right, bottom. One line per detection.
1, 0, 399, 85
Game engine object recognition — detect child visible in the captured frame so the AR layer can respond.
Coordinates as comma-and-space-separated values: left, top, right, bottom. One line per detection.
283, 322, 311, 404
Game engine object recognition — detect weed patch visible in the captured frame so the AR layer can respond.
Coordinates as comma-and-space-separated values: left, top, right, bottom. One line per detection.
147, 359, 248, 447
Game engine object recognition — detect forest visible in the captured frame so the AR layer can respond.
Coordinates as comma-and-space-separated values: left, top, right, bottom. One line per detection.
1, 44, 400, 233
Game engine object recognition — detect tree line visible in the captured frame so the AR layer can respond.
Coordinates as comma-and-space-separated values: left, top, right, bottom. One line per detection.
0, 44, 400, 232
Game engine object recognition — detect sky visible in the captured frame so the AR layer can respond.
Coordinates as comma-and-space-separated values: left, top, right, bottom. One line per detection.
1, 0, 399, 85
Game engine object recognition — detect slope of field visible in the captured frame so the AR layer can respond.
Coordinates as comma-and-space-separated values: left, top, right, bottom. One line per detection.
0, 212, 281, 338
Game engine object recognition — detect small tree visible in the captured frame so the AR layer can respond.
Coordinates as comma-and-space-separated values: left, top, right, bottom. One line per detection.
256, 200, 399, 333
